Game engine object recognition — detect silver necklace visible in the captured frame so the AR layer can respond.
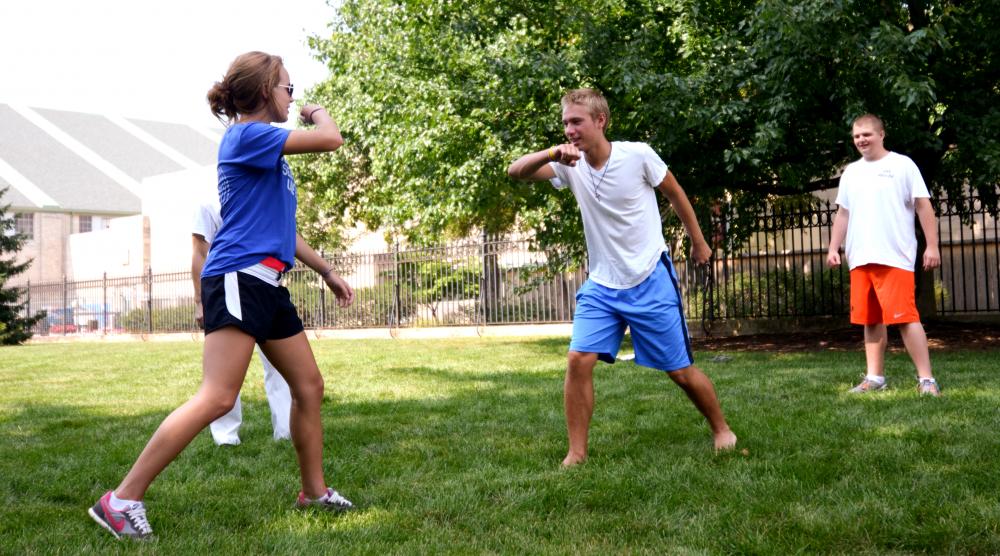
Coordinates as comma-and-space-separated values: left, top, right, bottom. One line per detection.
585, 144, 612, 202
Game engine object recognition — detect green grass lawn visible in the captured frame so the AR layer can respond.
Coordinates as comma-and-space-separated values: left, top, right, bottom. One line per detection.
1, 338, 998, 554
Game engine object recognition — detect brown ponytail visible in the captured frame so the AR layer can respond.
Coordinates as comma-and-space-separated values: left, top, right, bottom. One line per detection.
206, 51, 284, 124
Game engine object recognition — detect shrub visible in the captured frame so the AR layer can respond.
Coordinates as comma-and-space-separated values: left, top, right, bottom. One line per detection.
688, 266, 849, 319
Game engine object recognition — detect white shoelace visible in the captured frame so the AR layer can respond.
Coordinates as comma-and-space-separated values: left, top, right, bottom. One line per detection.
125, 504, 153, 535
320, 489, 352, 506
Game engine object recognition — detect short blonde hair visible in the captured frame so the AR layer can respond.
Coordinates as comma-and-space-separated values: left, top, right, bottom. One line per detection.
561, 88, 610, 131
851, 113, 885, 132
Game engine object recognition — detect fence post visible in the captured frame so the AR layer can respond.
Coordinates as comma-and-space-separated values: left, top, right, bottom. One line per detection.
102, 272, 108, 336
479, 232, 488, 332
25, 279, 31, 331
392, 241, 401, 332
146, 266, 153, 334
62, 274, 68, 336
318, 251, 327, 328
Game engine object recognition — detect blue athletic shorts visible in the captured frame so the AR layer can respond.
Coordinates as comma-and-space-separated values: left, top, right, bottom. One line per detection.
570, 252, 693, 372
201, 268, 303, 344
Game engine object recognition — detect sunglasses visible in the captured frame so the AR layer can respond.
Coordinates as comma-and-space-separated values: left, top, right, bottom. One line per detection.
276, 83, 294, 96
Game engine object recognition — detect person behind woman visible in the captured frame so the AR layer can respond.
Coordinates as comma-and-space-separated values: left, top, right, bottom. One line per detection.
89, 51, 355, 540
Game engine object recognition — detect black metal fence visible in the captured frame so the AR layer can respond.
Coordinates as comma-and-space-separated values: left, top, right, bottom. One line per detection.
21, 194, 998, 338
935, 195, 1000, 315
23, 237, 589, 336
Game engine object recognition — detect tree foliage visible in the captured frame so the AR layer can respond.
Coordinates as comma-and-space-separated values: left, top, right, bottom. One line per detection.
296, 0, 1000, 259
0, 189, 44, 345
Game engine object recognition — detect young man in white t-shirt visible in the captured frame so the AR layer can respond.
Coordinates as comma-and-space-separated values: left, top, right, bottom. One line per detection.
508, 88, 736, 466
826, 114, 942, 396
192, 193, 293, 444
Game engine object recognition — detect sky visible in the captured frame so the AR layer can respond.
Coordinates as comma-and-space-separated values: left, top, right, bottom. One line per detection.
0, 0, 338, 128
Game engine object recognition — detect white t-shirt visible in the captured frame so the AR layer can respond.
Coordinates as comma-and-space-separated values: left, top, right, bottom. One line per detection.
835, 151, 930, 271
549, 141, 668, 288
192, 190, 222, 244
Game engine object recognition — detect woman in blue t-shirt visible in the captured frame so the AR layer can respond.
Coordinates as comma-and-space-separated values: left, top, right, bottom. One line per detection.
89, 51, 356, 540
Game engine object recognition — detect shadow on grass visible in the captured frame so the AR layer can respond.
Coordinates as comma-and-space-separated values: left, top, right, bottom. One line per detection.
1, 339, 999, 553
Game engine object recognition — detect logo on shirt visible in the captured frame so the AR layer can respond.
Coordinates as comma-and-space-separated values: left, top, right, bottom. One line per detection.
281, 160, 296, 197
877, 170, 895, 179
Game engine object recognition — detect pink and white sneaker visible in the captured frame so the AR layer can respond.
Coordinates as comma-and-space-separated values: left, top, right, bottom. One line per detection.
88, 491, 154, 540
296, 487, 354, 512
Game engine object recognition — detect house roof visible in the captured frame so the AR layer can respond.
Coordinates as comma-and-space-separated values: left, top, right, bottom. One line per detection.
0, 175, 32, 208
0, 103, 220, 215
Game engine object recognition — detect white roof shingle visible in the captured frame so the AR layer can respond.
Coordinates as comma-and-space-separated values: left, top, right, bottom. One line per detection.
0, 103, 219, 215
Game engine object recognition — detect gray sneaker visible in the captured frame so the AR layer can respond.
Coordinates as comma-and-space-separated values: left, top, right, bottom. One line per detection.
918, 378, 942, 397
88, 491, 154, 540
296, 487, 354, 512
848, 378, 887, 393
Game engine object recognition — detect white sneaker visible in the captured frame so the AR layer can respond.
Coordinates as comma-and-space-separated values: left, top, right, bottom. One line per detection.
848, 378, 886, 393
296, 487, 354, 512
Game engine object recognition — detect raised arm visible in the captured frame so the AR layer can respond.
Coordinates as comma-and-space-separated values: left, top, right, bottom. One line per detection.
656, 170, 711, 264
507, 144, 582, 181
915, 198, 940, 269
295, 233, 354, 307
283, 104, 344, 155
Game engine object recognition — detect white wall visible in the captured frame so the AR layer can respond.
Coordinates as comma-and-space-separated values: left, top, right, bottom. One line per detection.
68, 215, 146, 279
142, 166, 216, 273
66, 165, 404, 281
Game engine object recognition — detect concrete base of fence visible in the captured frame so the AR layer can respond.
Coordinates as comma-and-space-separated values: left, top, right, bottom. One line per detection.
692, 316, 853, 338
26, 323, 576, 343
306, 323, 574, 340
25, 315, 1000, 344
27, 331, 209, 343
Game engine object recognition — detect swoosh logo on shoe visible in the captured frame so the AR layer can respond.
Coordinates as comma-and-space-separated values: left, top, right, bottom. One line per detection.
101, 496, 126, 532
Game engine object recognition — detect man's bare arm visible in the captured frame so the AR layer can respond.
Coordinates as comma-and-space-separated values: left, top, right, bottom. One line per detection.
826, 208, 849, 267
191, 234, 209, 327
657, 171, 711, 264
507, 144, 581, 181
915, 198, 940, 269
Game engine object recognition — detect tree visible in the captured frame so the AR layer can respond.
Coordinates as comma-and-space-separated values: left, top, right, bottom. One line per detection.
713, 0, 1000, 212
396, 259, 480, 323
296, 0, 1000, 261
0, 188, 44, 345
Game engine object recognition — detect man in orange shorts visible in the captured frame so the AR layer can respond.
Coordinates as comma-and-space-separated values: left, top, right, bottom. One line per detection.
826, 114, 942, 396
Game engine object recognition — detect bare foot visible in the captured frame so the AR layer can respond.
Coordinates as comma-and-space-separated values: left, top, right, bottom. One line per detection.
714, 429, 737, 453
561, 453, 586, 467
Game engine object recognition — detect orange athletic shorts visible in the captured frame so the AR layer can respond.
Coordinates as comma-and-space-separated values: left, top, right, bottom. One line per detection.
849, 264, 920, 325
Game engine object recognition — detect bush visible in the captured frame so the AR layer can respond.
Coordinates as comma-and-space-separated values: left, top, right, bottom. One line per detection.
286, 280, 419, 329
119, 305, 197, 333
688, 266, 849, 319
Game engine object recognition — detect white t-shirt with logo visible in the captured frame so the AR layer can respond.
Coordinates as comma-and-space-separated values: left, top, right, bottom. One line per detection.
835, 151, 930, 271
549, 141, 668, 289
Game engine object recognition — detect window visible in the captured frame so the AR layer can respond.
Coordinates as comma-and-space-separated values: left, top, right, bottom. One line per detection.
79, 215, 92, 233
14, 213, 33, 239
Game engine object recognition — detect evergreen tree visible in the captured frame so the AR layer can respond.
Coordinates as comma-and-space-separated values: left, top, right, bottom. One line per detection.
0, 187, 44, 345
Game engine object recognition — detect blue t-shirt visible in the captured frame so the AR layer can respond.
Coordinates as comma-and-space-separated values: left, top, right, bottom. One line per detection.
202, 122, 295, 277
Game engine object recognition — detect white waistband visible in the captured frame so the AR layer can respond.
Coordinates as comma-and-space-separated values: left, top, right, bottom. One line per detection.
237, 262, 281, 286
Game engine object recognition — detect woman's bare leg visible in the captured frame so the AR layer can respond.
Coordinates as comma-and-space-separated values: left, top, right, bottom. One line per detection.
115, 327, 254, 500
260, 332, 328, 498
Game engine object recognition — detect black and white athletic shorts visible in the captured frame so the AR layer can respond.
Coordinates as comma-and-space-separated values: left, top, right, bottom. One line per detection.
201, 263, 304, 343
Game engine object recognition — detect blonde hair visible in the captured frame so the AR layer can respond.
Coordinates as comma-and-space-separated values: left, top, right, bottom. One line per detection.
561, 88, 611, 131
851, 113, 885, 132
207, 51, 284, 124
